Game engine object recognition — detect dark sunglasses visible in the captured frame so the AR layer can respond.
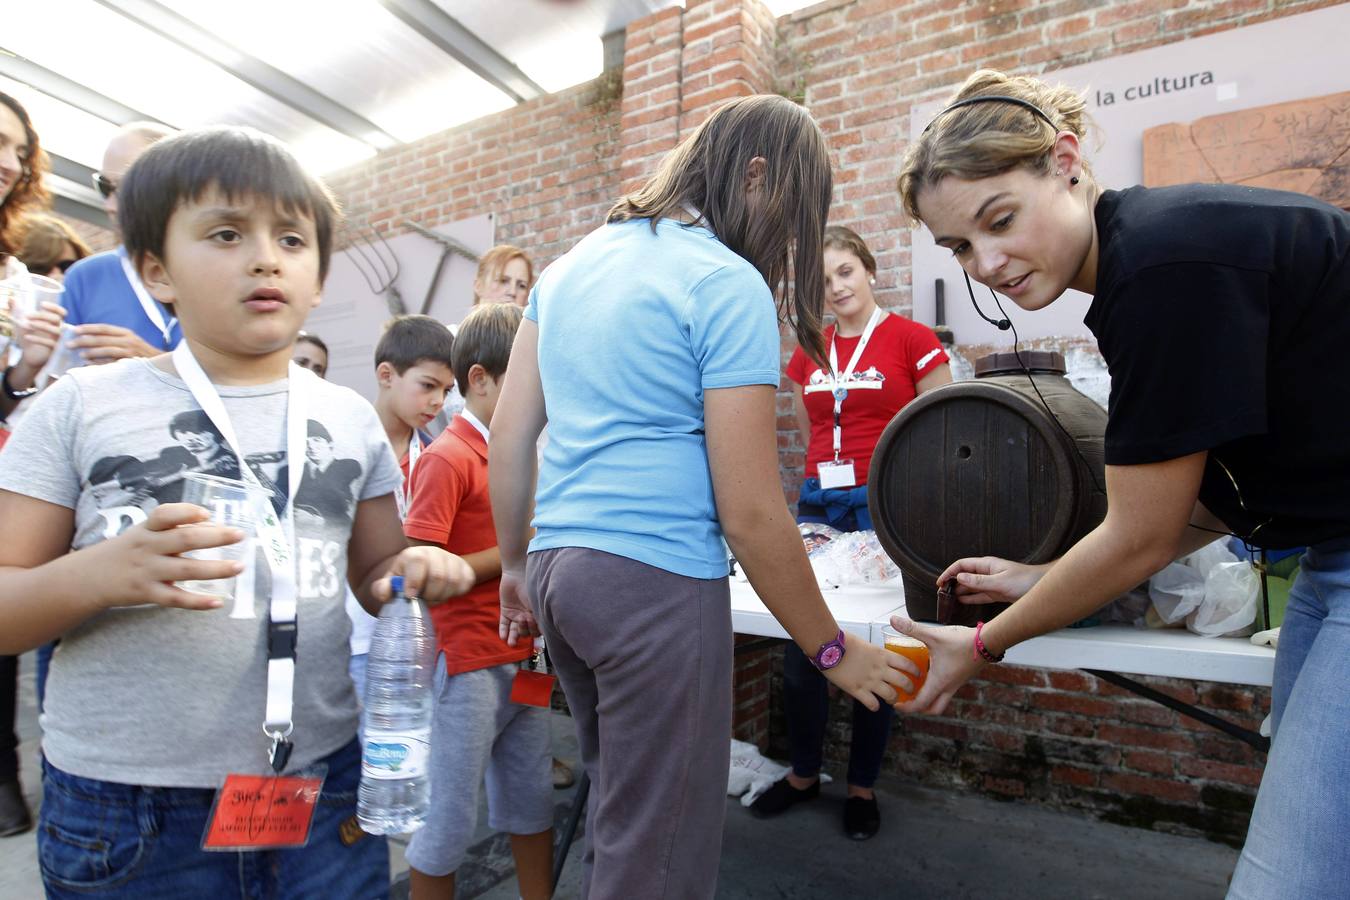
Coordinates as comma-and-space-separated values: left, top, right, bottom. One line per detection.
91, 172, 116, 199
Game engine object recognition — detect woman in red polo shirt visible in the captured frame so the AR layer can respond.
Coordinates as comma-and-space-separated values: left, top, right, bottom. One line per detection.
751, 225, 950, 839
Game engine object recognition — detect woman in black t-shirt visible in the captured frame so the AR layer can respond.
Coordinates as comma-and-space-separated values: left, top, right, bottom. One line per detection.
891, 68, 1350, 900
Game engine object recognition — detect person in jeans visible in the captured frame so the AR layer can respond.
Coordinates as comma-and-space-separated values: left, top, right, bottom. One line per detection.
753, 225, 949, 839
0, 89, 64, 838
0, 125, 474, 897
491, 94, 916, 899
894, 68, 1350, 900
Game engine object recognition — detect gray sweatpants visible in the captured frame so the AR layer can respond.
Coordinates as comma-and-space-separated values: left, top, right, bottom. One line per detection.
404, 659, 553, 876
528, 547, 733, 900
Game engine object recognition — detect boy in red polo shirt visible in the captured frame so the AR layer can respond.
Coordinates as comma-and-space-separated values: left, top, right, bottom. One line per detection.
401, 303, 552, 900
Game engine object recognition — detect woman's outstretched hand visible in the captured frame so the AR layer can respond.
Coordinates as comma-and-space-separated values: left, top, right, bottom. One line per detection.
937, 556, 1050, 606
888, 616, 984, 716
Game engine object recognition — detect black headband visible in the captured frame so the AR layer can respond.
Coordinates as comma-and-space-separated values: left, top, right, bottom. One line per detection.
923, 95, 1058, 133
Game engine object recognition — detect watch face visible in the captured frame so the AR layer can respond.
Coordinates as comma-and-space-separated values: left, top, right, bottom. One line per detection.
819, 644, 843, 668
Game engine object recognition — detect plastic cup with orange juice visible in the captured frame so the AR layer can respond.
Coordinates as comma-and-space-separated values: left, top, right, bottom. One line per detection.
881, 625, 930, 704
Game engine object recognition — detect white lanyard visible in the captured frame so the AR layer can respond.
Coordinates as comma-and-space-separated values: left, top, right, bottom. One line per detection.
394, 432, 422, 522
172, 341, 307, 768
826, 307, 883, 461
117, 247, 178, 349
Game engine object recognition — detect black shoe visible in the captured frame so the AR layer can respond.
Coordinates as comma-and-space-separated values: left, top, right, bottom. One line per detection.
0, 780, 33, 837
843, 795, 880, 840
749, 777, 819, 818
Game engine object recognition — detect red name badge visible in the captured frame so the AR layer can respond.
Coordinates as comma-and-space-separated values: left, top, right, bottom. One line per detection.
510, 669, 556, 708
202, 773, 323, 851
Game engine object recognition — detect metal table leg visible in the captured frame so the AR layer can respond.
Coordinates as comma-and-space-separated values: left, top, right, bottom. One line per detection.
552, 769, 590, 893
1083, 669, 1269, 752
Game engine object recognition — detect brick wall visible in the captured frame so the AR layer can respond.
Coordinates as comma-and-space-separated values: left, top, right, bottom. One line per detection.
63, 216, 116, 255
326, 72, 623, 268
319, 0, 1331, 844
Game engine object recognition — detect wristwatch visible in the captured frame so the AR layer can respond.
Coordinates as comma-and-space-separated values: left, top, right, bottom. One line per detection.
809, 629, 847, 670
2, 366, 38, 401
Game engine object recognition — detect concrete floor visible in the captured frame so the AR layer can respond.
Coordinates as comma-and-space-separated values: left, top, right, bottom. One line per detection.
4, 651, 1239, 899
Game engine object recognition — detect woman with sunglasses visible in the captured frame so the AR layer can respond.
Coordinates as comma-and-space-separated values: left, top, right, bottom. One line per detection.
891, 68, 1350, 900
17, 214, 90, 283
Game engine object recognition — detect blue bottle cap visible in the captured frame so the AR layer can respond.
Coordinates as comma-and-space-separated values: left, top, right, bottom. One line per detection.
390, 575, 404, 595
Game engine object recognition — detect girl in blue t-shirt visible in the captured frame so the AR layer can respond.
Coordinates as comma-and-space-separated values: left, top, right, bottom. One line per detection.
490, 94, 915, 898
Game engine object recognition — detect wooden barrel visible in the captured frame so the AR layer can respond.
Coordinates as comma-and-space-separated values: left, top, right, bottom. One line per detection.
867, 351, 1107, 626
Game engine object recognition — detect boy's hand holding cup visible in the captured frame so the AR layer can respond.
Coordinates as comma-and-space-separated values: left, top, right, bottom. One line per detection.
86, 502, 246, 612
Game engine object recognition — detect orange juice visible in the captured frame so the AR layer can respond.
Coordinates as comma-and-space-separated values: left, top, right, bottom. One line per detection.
884, 636, 930, 703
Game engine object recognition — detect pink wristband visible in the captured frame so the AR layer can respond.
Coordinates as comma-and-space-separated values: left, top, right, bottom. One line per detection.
973, 621, 1004, 664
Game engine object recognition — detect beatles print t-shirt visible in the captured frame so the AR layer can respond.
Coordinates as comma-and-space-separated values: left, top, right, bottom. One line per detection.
0, 358, 401, 787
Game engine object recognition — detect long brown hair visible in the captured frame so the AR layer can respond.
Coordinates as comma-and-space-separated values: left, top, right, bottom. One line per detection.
897, 69, 1093, 224
17, 213, 91, 274
608, 94, 833, 365
0, 92, 50, 258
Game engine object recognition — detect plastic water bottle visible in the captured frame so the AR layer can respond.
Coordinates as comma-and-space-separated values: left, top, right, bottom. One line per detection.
357, 575, 436, 834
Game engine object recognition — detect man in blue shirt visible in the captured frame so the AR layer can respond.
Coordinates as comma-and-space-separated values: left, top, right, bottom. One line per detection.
65, 123, 181, 361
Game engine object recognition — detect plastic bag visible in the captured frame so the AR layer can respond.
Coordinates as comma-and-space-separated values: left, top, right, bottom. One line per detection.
728, 739, 789, 805
1188, 561, 1259, 637
1147, 539, 1258, 637
1097, 586, 1152, 626
728, 740, 831, 806
798, 522, 843, 557
807, 529, 901, 588
1148, 561, 1206, 625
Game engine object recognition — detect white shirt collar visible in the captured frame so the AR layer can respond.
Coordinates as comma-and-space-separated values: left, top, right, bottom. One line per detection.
461, 408, 490, 444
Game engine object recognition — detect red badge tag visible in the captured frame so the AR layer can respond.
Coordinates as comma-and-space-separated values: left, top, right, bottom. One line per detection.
202, 773, 323, 851
510, 668, 556, 707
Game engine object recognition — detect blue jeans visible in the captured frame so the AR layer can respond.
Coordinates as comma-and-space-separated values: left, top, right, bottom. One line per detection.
1228, 540, 1350, 898
349, 652, 368, 743
782, 641, 893, 789
38, 738, 388, 899
781, 509, 892, 789
36, 640, 55, 712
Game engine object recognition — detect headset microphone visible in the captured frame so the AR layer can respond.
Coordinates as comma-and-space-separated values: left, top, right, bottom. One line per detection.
962, 270, 1010, 330
957, 265, 1107, 497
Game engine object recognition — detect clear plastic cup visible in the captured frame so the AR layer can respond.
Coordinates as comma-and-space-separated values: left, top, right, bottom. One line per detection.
43, 322, 87, 378
4, 273, 64, 326
881, 625, 930, 704
176, 472, 269, 617
2, 274, 65, 366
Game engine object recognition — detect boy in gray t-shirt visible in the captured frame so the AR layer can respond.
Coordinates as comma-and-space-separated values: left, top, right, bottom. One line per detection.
0, 127, 474, 898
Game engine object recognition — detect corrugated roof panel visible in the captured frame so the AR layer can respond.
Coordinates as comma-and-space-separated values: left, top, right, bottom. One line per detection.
166, 0, 515, 143
6, 0, 374, 172
444, 0, 681, 93
0, 75, 118, 170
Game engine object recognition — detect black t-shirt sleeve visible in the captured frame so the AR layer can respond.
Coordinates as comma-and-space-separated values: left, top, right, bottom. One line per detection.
1098, 262, 1269, 465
